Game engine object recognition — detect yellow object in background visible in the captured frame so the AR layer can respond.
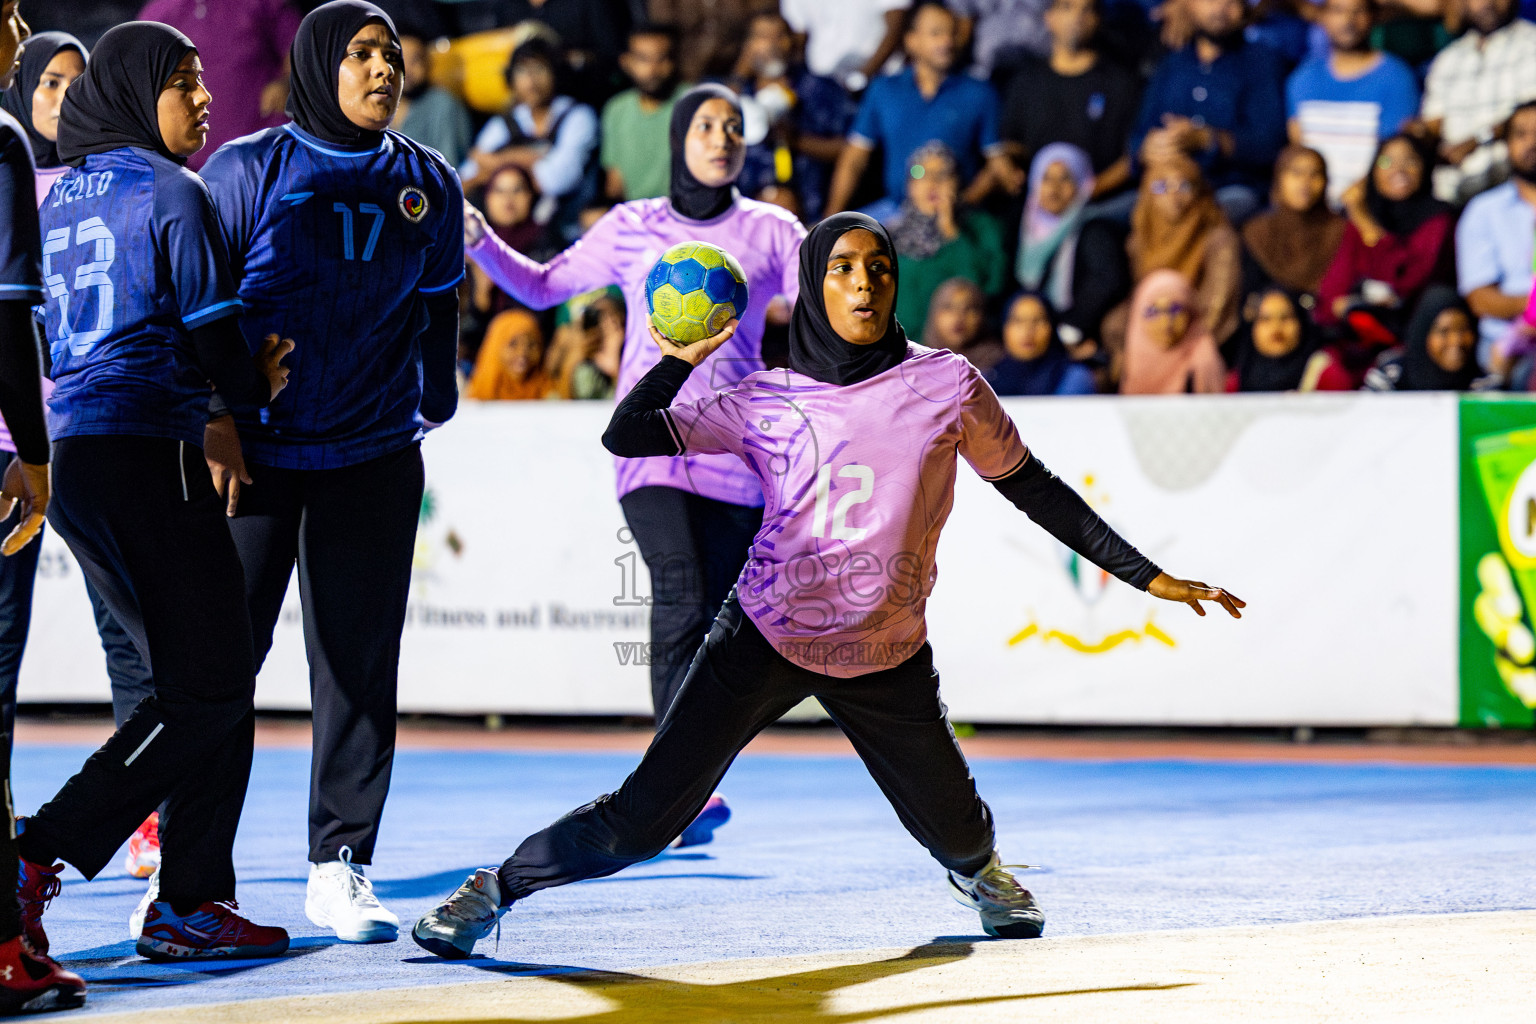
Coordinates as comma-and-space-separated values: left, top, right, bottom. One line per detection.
1474, 552, 1536, 707
431, 23, 559, 115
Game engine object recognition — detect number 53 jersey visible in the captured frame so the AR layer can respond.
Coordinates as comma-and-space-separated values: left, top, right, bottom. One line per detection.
39, 148, 243, 446
202, 123, 464, 471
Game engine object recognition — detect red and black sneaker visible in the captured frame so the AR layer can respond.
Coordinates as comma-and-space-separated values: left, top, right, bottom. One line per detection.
15, 860, 63, 957
135, 900, 288, 962
0, 934, 86, 1015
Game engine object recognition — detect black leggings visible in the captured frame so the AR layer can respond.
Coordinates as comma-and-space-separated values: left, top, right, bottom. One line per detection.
497, 594, 995, 900
21, 436, 256, 907
619, 486, 762, 718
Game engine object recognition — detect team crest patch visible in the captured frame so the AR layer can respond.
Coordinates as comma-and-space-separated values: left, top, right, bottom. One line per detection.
398, 186, 429, 222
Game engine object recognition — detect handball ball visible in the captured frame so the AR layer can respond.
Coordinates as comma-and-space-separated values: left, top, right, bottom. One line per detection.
645, 241, 749, 344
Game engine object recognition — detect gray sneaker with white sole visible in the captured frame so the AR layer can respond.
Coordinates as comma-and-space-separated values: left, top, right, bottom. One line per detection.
411, 868, 509, 959
947, 853, 1046, 938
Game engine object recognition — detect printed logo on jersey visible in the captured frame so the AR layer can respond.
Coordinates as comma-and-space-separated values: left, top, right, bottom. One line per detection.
398, 186, 429, 223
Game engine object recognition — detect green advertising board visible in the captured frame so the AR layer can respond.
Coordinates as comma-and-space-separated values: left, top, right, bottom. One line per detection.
1460, 396, 1536, 727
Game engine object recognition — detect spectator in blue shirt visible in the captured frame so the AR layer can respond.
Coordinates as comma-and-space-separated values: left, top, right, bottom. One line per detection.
1131, 0, 1287, 225
1286, 0, 1419, 208
1458, 101, 1536, 368
824, 1, 1019, 220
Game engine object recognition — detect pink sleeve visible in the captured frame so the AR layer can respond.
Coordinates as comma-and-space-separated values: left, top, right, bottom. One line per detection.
1522, 280, 1536, 330
667, 388, 752, 459
956, 360, 1028, 481
467, 205, 634, 310
778, 218, 806, 304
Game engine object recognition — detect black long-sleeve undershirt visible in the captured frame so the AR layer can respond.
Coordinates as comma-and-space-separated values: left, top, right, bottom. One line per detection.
0, 299, 50, 465
419, 290, 460, 426
992, 453, 1162, 591
601, 355, 691, 458
193, 315, 270, 418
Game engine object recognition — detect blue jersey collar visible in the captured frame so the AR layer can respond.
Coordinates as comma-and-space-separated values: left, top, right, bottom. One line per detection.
282, 123, 386, 158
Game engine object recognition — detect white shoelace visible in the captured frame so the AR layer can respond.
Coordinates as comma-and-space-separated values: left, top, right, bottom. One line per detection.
337, 846, 383, 910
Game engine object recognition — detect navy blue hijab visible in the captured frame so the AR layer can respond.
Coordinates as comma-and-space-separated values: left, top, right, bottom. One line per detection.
288, 0, 399, 150
788, 212, 909, 386
0, 31, 87, 168
56, 22, 192, 167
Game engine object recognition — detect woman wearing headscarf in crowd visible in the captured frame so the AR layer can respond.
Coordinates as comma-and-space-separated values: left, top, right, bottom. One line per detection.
413, 211, 1244, 962
987, 293, 1099, 397
1120, 270, 1228, 395
0, 26, 164, 886
888, 142, 1006, 334
464, 83, 806, 842
1364, 286, 1483, 392
922, 278, 1004, 373
1318, 134, 1454, 337
1239, 146, 1344, 300
465, 309, 556, 400
200, 0, 465, 945
15, 20, 292, 962
1227, 287, 1352, 393
464, 163, 553, 357
0, 30, 85, 203
1016, 143, 1130, 354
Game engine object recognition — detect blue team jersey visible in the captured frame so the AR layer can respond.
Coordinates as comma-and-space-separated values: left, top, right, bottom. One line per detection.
202, 124, 465, 471
39, 148, 242, 445
0, 110, 42, 305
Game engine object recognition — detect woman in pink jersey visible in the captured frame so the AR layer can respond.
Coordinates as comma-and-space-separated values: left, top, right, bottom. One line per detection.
466, 82, 805, 844
413, 213, 1245, 957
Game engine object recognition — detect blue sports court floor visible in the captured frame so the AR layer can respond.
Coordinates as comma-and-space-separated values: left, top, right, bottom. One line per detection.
11, 736, 1536, 1017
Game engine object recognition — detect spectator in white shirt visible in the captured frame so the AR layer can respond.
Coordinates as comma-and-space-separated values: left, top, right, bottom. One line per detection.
1457, 100, 1536, 366
780, 0, 911, 92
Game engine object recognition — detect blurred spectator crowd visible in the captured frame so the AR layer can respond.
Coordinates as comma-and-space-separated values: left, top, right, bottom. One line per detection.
35, 0, 1536, 397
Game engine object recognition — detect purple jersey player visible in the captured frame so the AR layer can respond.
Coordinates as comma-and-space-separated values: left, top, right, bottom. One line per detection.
412, 213, 1244, 957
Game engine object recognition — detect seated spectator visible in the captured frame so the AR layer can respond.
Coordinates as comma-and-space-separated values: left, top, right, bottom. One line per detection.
1240, 145, 1346, 299
1016, 143, 1132, 349
1419, 0, 1536, 203
1364, 286, 1483, 390
987, 292, 1100, 395
1127, 155, 1241, 344
1286, 0, 1419, 208
1000, 0, 1140, 199
1228, 287, 1354, 392
781, 0, 911, 90
949, 0, 1051, 80
466, 309, 558, 400
465, 165, 555, 355
546, 289, 626, 399
724, 12, 854, 220
137, 0, 301, 170
1130, 0, 1287, 225
1120, 270, 1228, 394
461, 38, 600, 237
650, 0, 777, 82
395, 28, 473, 169
487, 0, 624, 107
887, 143, 1007, 332
1318, 133, 1454, 332
922, 278, 1005, 370
602, 23, 686, 202
1458, 100, 1536, 368
825, 2, 1016, 219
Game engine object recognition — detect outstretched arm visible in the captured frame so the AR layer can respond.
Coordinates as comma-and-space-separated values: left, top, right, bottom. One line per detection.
993, 452, 1244, 618
464, 201, 623, 311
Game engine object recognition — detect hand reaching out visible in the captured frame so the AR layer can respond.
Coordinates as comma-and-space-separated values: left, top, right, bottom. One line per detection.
1148, 572, 1245, 618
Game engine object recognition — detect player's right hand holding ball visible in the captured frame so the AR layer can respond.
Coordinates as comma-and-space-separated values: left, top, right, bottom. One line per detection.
649, 319, 739, 368
258, 332, 295, 401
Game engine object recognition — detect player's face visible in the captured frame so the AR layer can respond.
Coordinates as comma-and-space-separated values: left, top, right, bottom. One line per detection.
157, 52, 211, 158
1426, 307, 1475, 373
1036, 160, 1079, 217
683, 97, 744, 188
928, 285, 983, 351
31, 46, 84, 143
1251, 291, 1302, 359
1276, 151, 1326, 211
1372, 137, 1422, 201
0, 1, 30, 93
822, 228, 895, 346
500, 327, 543, 379
337, 21, 401, 131
1004, 295, 1054, 361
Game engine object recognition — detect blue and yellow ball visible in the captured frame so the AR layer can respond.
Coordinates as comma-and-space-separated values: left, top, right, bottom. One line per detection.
645, 241, 749, 344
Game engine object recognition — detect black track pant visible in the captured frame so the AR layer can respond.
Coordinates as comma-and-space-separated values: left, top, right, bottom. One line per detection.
228, 443, 423, 865
619, 486, 762, 718
20, 437, 256, 907
497, 595, 996, 900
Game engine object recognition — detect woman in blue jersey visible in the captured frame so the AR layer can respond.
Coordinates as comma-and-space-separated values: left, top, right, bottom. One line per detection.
11, 21, 293, 962
200, 0, 463, 945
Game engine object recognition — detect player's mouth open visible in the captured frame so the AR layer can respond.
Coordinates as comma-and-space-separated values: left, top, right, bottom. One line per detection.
851, 305, 875, 320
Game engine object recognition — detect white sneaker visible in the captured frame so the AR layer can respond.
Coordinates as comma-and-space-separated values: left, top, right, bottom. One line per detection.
947, 852, 1046, 938
128, 866, 160, 939
305, 846, 399, 943
410, 868, 508, 959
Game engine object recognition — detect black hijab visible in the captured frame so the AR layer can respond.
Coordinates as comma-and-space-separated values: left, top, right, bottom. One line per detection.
0, 31, 87, 169
1364, 133, 1449, 237
1231, 288, 1321, 393
288, 0, 399, 150
788, 212, 909, 386
668, 83, 739, 222
1399, 285, 1480, 391
55, 22, 192, 167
